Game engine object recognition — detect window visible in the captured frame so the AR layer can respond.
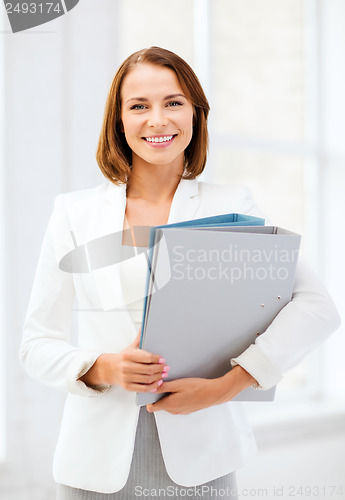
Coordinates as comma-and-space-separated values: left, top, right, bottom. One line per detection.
205, 0, 345, 424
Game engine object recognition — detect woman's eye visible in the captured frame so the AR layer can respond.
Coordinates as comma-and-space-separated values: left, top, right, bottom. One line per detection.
167, 101, 183, 107
130, 104, 146, 110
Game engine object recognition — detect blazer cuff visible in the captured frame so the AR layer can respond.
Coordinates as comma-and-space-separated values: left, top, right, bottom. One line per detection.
66, 351, 111, 397
230, 344, 283, 390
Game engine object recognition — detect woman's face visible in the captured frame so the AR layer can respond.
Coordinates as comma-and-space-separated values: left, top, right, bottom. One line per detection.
121, 63, 194, 171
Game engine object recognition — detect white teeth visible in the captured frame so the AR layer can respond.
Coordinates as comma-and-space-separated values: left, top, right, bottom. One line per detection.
145, 135, 174, 143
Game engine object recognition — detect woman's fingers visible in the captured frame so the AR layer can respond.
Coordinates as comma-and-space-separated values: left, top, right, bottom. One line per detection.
123, 346, 165, 366
129, 379, 164, 393
128, 331, 141, 349
121, 361, 169, 383
114, 332, 169, 391
124, 368, 163, 384
136, 350, 165, 365
117, 358, 170, 391
119, 370, 165, 392
126, 330, 164, 364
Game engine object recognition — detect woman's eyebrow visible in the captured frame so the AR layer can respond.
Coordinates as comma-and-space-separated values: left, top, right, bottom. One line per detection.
164, 93, 187, 100
126, 93, 187, 104
126, 97, 147, 104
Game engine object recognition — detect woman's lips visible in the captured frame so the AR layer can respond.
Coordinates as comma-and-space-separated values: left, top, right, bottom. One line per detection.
142, 134, 177, 148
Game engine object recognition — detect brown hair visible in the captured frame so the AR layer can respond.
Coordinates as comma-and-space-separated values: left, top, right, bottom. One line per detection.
96, 46, 210, 185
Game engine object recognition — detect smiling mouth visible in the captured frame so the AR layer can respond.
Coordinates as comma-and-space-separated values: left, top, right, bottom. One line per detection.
143, 134, 177, 143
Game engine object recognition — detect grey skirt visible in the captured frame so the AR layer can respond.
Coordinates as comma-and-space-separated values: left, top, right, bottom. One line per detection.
56, 406, 238, 500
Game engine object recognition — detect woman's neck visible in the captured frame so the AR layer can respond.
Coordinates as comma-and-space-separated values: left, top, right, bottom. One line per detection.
127, 159, 184, 203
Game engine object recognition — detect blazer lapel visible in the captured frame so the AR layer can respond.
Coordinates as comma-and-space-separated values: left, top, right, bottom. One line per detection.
167, 178, 200, 224
90, 182, 128, 311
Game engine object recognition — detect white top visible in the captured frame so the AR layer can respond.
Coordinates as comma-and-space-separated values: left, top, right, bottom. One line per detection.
120, 244, 149, 330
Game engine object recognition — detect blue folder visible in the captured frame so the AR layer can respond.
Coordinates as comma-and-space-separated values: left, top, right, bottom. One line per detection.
146, 213, 264, 256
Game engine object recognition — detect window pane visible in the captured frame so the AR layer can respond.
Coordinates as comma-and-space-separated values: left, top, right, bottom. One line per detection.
210, 0, 304, 142
212, 149, 305, 235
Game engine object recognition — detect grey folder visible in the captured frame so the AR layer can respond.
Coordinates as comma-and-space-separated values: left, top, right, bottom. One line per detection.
136, 225, 301, 406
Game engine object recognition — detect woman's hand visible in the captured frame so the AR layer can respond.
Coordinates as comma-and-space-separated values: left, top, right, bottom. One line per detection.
146, 377, 219, 415
146, 366, 257, 415
79, 331, 169, 393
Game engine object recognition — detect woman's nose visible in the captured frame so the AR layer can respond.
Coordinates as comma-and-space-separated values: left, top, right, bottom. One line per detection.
147, 108, 168, 128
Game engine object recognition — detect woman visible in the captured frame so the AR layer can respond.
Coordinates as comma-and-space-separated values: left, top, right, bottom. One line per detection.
20, 47, 340, 499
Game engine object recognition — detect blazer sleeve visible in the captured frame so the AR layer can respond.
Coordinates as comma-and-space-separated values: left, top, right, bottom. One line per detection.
19, 195, 111, 397
229, 186, 341, 390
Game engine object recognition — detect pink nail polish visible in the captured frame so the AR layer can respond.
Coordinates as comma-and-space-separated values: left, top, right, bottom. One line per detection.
158, 357, 166, 364
157, 380, 163, 386
162, 365, 170, 372
150, 388, 157, 392
161, 373, 168, 379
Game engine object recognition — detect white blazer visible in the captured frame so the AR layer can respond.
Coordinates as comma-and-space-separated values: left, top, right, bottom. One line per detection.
19, 178, 340, 494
